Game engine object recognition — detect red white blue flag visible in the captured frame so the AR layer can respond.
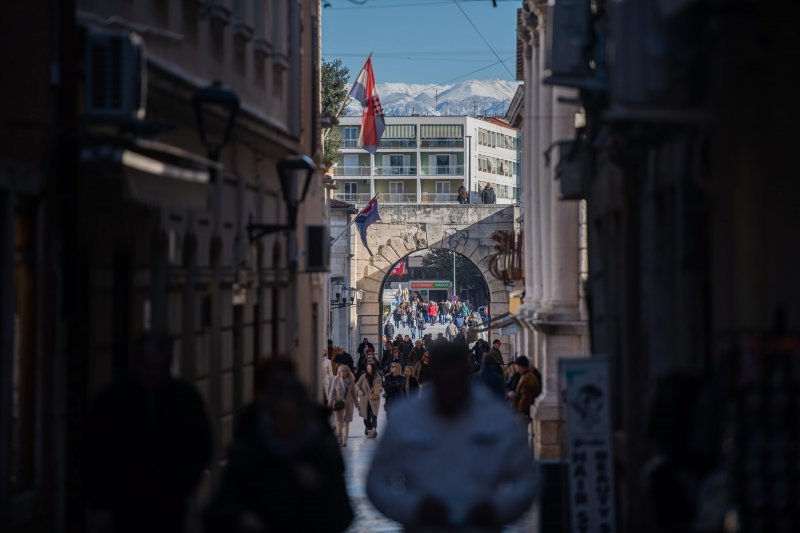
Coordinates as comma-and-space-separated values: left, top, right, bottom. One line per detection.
349, 56, 385, 154
355, 195, 381, 256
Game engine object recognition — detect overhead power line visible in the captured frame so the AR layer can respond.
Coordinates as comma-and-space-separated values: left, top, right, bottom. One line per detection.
451, 0, 514, 77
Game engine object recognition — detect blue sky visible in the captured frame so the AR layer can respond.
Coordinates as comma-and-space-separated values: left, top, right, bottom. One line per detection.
322, 0, 520, 85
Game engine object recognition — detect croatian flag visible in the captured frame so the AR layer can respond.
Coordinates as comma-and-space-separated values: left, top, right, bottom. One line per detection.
349, 57, 385, 154
355, 195, 381, 256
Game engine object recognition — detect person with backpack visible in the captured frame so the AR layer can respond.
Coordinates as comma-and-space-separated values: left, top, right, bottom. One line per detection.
511, 356, 542, 421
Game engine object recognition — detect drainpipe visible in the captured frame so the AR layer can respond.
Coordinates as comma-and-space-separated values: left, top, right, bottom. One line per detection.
465, 134, 472, 203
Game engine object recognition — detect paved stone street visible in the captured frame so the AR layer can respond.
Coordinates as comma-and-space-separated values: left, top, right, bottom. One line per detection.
341, 398, 535, 532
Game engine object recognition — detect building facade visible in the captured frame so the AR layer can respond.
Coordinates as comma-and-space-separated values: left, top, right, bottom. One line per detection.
331, 115, 520, 206
519, 0, 800, 531
0, 1, 325, 530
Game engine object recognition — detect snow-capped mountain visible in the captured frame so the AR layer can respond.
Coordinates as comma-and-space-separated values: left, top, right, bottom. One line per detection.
345, 79, 520, 117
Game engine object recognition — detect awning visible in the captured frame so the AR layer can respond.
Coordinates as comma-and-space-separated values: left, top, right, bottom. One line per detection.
81, 139, 219, 210
469, 312, 536, 334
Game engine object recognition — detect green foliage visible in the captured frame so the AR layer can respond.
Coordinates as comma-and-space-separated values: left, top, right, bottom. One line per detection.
323, 128, 342, 168
322, 58, 350, 116
322, 58, 350, 166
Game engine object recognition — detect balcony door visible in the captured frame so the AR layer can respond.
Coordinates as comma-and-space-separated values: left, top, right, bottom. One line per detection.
432, 154, 456, 175
343, 154, 359, 176
389, 181, 404, 202
436, 181, 451, 202
343, 181, 358, 202
343, 127, 359, 148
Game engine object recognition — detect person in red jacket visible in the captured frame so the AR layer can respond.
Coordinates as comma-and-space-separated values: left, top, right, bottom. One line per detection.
428, 302, 438, 324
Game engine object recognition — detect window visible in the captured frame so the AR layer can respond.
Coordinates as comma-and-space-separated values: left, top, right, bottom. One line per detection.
389, 182, 404, 193
436, 181, 451, 194
435, 154, 449, 175
343, 127, 359, 148
343, 154, 358, 175
343, 182, 358, 201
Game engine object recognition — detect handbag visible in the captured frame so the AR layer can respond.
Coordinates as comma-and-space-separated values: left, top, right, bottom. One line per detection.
333, 399, 346, 411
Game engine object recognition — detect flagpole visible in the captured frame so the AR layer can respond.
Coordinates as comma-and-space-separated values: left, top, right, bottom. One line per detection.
323, 52, 373, 142
329, 193, 379, 247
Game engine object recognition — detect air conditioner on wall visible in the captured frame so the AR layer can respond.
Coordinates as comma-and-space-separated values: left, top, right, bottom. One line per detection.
85, 26, 147, 120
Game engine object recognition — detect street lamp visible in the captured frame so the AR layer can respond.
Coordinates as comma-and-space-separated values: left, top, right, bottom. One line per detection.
192, 81, 240, 160
247, 154, 316, 241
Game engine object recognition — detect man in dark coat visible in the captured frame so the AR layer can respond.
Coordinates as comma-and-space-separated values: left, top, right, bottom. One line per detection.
85, 332, 212, 533
399, 335, 414, 359
334, 350, 355, 373
383, 320, 395, 341
488, 339, 505, 367
357, 337, 375, 358
481, 183, 497, 204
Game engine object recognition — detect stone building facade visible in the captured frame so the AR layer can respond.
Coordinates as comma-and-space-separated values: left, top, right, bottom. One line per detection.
0, 1, 325, 530
513, 1, 591, 461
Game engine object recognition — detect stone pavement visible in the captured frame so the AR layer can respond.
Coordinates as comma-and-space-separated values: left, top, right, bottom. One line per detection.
341, 398, 535, 532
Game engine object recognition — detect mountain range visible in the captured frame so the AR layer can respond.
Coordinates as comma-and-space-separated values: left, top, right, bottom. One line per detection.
344, 79, 520, 117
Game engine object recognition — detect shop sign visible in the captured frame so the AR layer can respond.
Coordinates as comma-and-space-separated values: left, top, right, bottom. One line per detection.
561, 356, 616, 533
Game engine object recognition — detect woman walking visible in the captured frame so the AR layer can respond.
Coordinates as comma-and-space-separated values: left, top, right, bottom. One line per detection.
356, 362, 382, 439
416, 351, 434, 388
328, 366, 357, 447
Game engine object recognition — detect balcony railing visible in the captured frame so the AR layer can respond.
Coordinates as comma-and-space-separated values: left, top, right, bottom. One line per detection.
342, 139, 359, 148
374, 166, 417, 176
333, 165, 371, 176
379, 139, 418, 148
332, 192, 372, 205
422, 166, 464, 176
420, 139, 464, 148
420, 192, 459, 204
381, 193, 417, 204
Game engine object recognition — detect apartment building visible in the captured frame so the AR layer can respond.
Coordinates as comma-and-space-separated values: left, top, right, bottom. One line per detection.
331, 115, 520, 206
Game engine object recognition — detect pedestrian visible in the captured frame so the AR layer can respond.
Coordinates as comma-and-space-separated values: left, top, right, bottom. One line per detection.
428, 301, 438, 324
400, 334, 414, 359
334, 349, 355, 374
512, 356, 542, 421
408, 340, 426, 367
473, 338, 489, 368
366, 341, 537, 529
457, 183, 469, 204
481, 182, 496, 204
355, 347, 378, 381
393, 307, 401, 329
477, 354, 506, 399
204, 359, 353, 533
505, 358, 523, 403
416, 351, 434, 387
383, 362, 405, 415
446, 321, 458, 341
328, 366, 358, 447
409, 315, 417, 340
356, 362, 382, 439
85, 332, 212, 533
403, 365, 420, 398
357, 337, 375, 358
322, 350, 334, 404
455, 331, 467, 346
488, 338, 504, 367
383, 320, 395, 341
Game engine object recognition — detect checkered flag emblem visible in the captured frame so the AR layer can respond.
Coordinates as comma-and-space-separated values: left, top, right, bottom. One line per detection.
371, 95, 384, 116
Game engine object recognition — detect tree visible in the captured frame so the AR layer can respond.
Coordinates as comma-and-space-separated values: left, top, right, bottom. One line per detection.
322, 59, 350, 166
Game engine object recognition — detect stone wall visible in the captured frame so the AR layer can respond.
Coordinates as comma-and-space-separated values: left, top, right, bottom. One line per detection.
353, 204, 521, 352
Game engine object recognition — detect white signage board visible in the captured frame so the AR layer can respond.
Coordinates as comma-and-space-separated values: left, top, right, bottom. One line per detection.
560, 356, 616, 533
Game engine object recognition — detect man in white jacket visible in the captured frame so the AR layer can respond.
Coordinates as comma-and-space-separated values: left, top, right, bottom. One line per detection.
366, 341, 537, 531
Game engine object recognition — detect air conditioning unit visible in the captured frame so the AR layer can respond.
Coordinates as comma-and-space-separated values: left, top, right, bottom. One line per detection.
85, 26, 147, 120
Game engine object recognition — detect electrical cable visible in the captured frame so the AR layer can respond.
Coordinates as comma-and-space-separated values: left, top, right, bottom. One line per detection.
451, 0, 514, 77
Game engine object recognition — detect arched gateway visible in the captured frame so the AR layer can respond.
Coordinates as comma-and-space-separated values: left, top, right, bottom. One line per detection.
353, 204, 518, 346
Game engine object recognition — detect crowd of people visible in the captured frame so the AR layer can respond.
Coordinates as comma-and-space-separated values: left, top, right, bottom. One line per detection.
322, 333, 542, 450
84, 330, 540, 532
382, 294, 488, 341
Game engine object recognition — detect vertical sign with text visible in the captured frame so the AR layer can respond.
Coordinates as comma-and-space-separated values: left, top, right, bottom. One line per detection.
561, 356, 616, 533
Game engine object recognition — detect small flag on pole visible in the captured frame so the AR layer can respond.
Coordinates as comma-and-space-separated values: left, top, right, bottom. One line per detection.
349, 56, 385, 154
355, 195, 381, 256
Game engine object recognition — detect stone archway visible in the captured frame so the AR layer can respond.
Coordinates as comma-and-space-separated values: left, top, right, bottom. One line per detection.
353, 205, 518, 346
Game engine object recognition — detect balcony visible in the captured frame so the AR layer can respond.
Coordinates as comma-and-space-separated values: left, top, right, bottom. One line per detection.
381, 193, 417, 204
420, 139, 464, 148
379, 139, 418, 149
332, 192, 372, 205
422, 166, 464, 176
420, 192, 459, 204
342, 139, 359, 148
374, 166, 417, 176
333, 165, 371, 176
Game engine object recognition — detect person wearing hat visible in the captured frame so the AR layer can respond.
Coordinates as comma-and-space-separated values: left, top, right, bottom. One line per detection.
512, 356, 541, 421
488, 339, 504, 368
